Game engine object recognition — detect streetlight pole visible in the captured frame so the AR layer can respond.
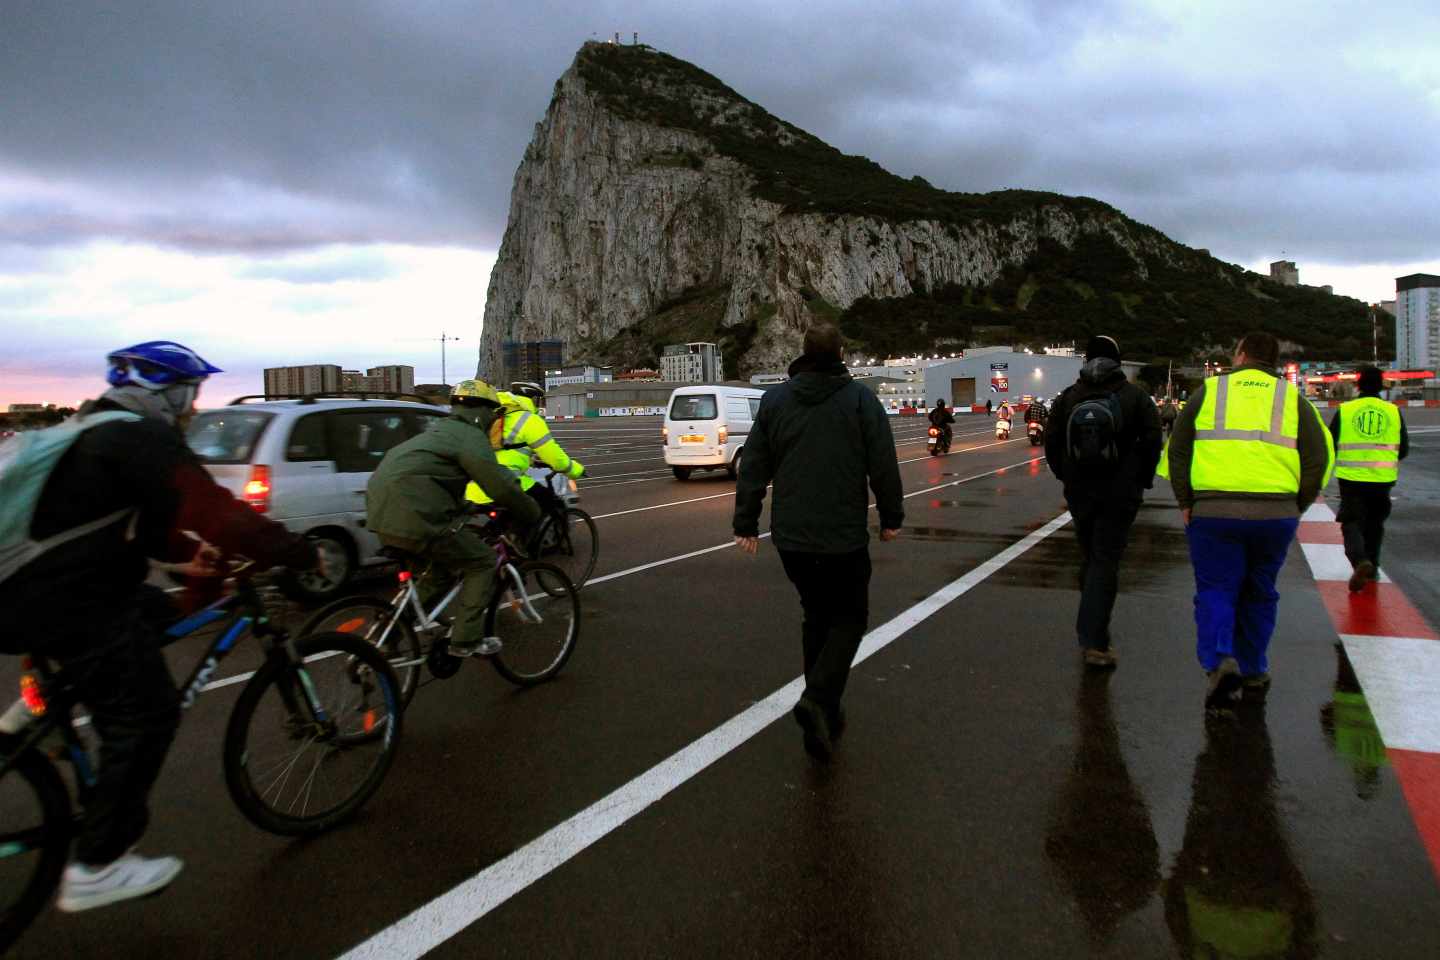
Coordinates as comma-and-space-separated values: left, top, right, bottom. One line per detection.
437, 332, 461, 387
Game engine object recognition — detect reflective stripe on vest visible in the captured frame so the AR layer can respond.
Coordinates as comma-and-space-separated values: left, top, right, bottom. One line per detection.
1335, 397, 1400, 482
1190, 372, 1302, 494
504, 411, 532, 446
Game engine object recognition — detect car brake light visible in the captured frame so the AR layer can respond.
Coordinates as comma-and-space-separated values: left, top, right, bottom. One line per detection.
718, 425, 728, 444
243, 465, 271, 513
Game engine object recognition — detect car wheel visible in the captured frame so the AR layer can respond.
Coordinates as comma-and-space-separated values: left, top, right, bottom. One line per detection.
282, 532, 354, 603
726, 449, 743, 480
672, 466, 692, 481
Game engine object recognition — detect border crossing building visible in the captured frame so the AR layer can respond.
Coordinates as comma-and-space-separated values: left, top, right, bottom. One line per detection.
920, 348, 1145, 411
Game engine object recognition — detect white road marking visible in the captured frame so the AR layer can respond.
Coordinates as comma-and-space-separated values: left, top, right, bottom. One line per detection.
1302, 502, 1337, 522
1338, 634, 1440, 754
1300, 542, 1391, 582
334, 510, 1073, 960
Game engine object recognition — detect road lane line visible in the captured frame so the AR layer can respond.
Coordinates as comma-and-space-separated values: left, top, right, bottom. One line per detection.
335, 510, 1073, 960
583, 457, 1040, 585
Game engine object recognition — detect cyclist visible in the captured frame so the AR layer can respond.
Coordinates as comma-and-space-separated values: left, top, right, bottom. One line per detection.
366, 379, 541, 657
464, 380, 585, 514
0, 341, 322, 913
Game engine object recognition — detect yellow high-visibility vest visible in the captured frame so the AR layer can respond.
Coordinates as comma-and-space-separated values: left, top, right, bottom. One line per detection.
1168, 372, 1302, 493
1334, 396, 1400, 483
466, 393, 583, 505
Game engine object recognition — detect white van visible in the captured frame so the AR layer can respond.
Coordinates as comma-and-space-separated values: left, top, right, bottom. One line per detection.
663, 385, 764, 480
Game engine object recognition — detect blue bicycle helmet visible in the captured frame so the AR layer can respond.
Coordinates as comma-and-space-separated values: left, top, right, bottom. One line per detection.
106, 341, 223, 390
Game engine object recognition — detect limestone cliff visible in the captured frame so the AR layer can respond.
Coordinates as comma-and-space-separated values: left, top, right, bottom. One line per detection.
478, 43, 1372, 378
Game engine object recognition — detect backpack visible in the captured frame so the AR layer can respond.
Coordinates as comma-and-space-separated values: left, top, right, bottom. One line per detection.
0, 411, 141, 586
1065, 390, 1124, 469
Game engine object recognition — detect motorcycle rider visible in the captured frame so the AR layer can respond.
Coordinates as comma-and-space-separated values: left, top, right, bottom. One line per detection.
367, 379, 541, 657
928, 398, 955, 452
996, 399, 1014, 438
1, 341, 322, 913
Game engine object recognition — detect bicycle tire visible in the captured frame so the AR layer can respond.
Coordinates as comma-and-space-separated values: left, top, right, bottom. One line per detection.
0, 743, 71, 951
535, 506, 599, 589
223, 633, 402, 836
487, 561, 580, 687
300, 596, 423, 708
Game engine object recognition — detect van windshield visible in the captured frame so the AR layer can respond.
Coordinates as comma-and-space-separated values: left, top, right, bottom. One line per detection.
187, 410, 274, 464
669, 394, 717, 421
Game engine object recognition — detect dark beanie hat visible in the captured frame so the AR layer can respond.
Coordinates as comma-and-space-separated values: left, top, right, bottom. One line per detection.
1356, 365, 1383, 392
1085, 335, 1121, 362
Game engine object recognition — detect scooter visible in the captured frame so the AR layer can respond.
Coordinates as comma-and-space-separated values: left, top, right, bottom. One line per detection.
927, 425, 951, 456
1027, 419, 1044, 446
995, 417, 1011, 441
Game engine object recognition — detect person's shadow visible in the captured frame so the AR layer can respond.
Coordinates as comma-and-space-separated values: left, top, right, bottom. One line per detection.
1044, 670, 1160, 945
1319, 642, 1387, 800
1164, 706, 1318, 958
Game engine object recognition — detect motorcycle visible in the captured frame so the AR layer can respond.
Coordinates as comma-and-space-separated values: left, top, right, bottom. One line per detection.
1027, 419, 1044, 446
995, 417, 1011, 441
927, 424, 951, 456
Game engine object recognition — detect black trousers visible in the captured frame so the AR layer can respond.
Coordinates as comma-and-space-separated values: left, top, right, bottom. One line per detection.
1336, 479, 1393, 568
43, 592, 182, 866
778, 548, 871, 719
1067, 494, 1140, 650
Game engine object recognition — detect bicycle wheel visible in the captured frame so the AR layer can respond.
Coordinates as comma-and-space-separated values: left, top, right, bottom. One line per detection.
301, 596, 423, 708
535, 507, 599, 589
0, 744, 71, 951
487, 561, 580, 687
223, 633, 402, 836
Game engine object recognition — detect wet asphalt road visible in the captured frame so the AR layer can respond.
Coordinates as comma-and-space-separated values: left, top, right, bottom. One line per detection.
8, 409, 1440, 958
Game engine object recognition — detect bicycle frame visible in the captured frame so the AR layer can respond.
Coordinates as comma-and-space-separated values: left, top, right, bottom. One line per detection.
0, 579, 322, 787
367, 527, 548, 666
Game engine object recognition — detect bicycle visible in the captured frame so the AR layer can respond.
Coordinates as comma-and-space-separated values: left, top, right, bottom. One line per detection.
0, 564, 403, 950
299, 509, 580, 708
527, 468, 599, 589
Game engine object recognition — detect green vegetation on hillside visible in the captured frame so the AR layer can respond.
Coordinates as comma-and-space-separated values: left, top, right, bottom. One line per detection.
578, 43, 1139, 231
840, 233, 1391, 363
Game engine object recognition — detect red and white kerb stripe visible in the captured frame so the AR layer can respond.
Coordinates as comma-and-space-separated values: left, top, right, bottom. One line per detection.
1298, 500, 1440, 882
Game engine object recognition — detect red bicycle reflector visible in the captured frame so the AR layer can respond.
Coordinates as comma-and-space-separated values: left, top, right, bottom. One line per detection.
397, 570, 411, 583
488, 511, 498, 519
363, 710, 376, 734
20, 674, 46, 718
337, 617, 367, 633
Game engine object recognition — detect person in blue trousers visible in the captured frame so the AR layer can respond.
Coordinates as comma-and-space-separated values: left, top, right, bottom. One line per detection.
1163, 333, 1334, 709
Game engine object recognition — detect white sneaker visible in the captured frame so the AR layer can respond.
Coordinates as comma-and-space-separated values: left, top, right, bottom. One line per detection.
449, 636, 502, 658
56, 852, 183, 913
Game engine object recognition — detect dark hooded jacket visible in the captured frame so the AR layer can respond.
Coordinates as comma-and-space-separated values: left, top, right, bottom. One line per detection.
1045, 357, 1163, 499
3, 397, 315, 624
732, 354, 904, 553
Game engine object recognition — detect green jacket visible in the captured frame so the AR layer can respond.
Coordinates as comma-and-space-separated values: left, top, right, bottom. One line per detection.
366, 408, 540, 548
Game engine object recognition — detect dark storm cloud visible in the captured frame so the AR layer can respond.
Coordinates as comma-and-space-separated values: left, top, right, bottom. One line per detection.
1, 0, 1437, 265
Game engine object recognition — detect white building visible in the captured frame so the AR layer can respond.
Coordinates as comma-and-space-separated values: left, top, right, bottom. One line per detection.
921, 350, 1145, 409
1395, 274, 1440, 375
660, 343, 724, 383
544, 365, 613, 391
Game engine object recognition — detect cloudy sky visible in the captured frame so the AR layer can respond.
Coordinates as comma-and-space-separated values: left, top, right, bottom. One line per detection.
3, 0, 1437, 406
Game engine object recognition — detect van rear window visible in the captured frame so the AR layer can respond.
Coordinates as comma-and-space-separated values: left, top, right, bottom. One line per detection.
187, 411, 274, 464
669, 394, 717, 420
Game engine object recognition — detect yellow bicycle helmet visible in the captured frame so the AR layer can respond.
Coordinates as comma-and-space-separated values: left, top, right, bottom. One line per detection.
451, 378, 501, 406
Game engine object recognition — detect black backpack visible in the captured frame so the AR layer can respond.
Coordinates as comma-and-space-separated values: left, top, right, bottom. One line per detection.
1065, 390, 1124, 469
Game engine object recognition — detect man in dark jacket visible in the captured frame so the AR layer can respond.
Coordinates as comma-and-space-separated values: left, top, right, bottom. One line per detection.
366, 378, 540, 657
1045, 335, 1163, 668
2, 341, 320, 913
733, 323, 904, 761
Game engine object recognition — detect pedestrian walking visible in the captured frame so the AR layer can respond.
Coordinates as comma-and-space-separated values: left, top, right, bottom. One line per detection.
1331, 366, 1408, 591
1044, 335, 1163, 668
1161, 333, 1334, 710
985, 397, 993, 415
733, 323, 904, 761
